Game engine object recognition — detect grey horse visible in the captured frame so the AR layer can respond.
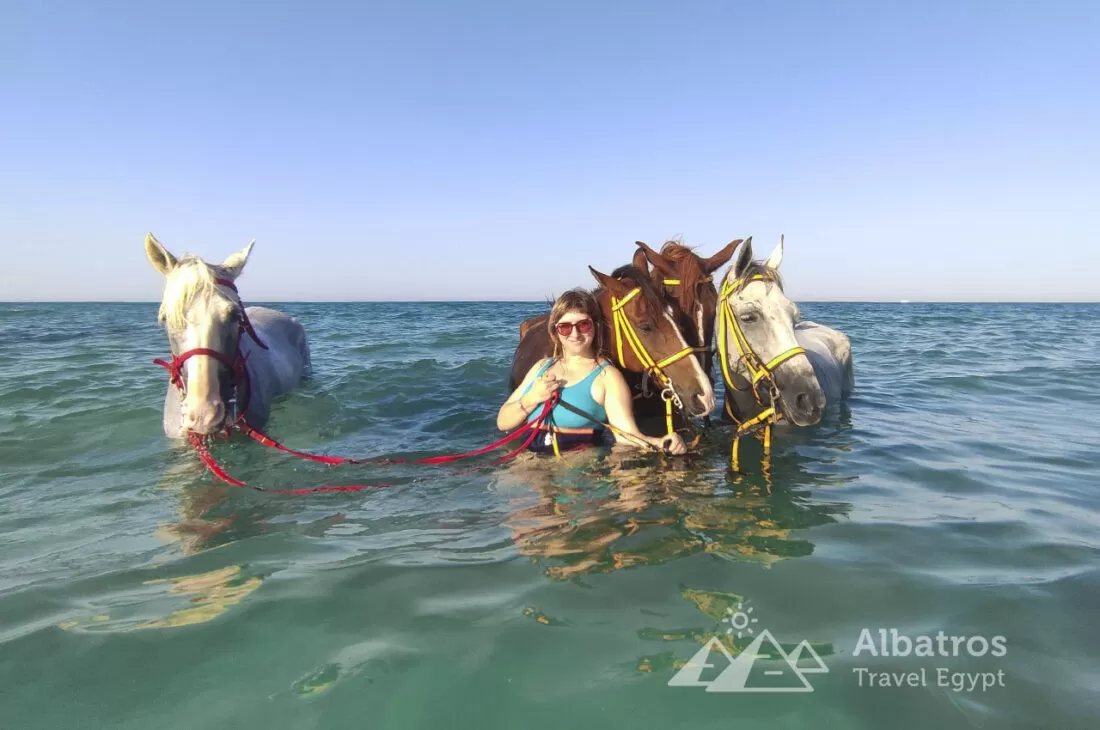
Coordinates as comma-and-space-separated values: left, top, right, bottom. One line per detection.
716, 235, 854, 430
144, 233, 312, 438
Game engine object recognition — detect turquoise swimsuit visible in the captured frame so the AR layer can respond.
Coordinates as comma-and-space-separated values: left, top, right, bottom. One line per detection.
523, 358, 612, 431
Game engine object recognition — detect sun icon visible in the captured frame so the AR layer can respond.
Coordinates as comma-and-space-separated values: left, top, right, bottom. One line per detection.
724, 602, 759, 639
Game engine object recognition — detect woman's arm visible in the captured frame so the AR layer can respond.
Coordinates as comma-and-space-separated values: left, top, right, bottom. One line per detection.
600, 366, 687, 454
496, 358, 554, 432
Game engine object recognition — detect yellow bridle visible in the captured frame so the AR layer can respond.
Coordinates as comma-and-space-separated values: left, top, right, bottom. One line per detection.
610, 286, 698, 438
716, 273, 807, 471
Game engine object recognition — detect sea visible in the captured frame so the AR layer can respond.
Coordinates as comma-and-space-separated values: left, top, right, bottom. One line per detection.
1, 301, 1097, 730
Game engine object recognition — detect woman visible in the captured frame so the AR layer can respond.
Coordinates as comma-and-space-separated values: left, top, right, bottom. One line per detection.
497, 288, 688, 455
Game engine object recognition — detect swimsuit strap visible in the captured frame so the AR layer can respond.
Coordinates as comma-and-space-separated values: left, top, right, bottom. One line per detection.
523, 358, 609, 397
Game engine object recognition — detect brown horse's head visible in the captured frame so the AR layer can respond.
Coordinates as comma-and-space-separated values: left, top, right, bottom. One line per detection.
587, 264, 716, 418
632, 238, 743, 380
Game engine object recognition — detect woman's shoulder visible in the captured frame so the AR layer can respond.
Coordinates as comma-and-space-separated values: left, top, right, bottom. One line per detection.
593, 357, 623, 381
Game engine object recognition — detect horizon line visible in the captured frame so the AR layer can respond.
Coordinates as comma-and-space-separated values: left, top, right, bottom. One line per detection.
2, 298, 1098, 305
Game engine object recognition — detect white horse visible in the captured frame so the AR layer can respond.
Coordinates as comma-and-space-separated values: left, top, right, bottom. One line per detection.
716, 235, 853, 432
144, 233, 312, 438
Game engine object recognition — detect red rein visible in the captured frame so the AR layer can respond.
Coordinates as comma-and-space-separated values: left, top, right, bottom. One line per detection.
188, 397, 557, 494
159, 277, 559, 495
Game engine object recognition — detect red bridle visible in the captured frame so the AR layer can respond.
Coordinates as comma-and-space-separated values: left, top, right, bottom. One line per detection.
153, 277, 268, 428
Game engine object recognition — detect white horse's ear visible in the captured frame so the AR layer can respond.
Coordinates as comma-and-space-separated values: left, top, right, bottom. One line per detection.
764, 234, 784, 271
144, 232, 177, 275
732, 235, 754, 278
220, 240, 255, 280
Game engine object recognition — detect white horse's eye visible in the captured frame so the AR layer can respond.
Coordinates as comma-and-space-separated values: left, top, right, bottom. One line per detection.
739, 312, 759, 324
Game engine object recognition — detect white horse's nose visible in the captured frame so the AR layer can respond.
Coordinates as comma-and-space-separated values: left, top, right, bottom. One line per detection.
183, 400, 226, 434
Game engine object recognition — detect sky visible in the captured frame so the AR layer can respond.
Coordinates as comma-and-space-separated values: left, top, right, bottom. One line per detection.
1, 1, 1098, 302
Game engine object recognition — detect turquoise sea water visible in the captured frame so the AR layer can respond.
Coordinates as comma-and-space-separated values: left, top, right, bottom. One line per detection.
1, 301, 1098, 729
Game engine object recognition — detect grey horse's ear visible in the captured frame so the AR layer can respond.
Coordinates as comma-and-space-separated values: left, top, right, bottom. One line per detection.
220, 240, 255, 280
732, 235, 754, 278
145, 232, 177, 275
764, 234, 784, 271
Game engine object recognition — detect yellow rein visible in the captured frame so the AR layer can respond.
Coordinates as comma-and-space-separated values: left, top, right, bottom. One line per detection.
610, 287, 697, 437
716, 273, 806, 471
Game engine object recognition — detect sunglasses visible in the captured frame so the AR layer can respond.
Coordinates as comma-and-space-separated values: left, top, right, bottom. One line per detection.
554, 318, 594, 337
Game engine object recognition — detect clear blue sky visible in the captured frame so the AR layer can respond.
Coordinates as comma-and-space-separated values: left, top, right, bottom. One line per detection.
2, 1, 1097, 302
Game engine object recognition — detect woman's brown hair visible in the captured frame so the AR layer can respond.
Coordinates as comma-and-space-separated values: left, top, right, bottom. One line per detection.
547, 288, 605, 359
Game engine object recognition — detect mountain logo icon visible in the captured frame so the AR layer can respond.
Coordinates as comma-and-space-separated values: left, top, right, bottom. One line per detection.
668, 629, 828, 693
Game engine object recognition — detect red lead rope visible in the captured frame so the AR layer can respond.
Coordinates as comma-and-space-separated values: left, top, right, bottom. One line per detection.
158, 275, 561, 493
188, 394, 560, 494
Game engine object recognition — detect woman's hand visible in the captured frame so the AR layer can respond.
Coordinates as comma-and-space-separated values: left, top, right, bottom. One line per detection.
526, 369, 565, 404
652, 432, 687, 455
600, 365, 691, 456
497, 360, 564, 432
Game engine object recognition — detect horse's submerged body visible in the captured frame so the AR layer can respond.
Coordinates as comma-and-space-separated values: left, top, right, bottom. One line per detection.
145, 233, 312, 439
794, 320, 854, 406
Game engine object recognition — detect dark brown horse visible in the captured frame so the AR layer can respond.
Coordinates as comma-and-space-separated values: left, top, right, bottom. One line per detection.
509, 265, 716, 419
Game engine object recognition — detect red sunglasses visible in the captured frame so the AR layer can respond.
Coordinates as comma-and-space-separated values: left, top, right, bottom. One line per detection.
555, 318, 594, 337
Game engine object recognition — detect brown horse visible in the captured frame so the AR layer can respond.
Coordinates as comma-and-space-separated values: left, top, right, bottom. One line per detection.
632, 238, 743, 381
509, 264, 716, 420
627, 238, 742, 424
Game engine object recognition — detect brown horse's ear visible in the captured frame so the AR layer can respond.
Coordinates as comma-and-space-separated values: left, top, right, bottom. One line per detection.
632, 247, 649, 274
704, 238, 743, 274
636, 240, 676, 278
589, 266, 632, 298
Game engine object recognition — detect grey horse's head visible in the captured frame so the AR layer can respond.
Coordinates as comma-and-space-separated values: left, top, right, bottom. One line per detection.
718, 235, 826, 427
145, 233, 254, 435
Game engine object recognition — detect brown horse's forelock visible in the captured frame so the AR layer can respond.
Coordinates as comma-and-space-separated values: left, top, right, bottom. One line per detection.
607, 264, 665, 323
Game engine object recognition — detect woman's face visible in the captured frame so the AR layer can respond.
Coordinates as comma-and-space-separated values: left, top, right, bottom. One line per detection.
554, 309, 596, 356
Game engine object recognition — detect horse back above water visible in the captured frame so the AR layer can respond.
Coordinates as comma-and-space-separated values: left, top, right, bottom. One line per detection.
144, 233, 312, 438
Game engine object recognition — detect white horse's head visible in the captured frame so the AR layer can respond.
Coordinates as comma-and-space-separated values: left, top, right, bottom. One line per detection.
145, 233, 255, 435
717, 235, 826, 427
